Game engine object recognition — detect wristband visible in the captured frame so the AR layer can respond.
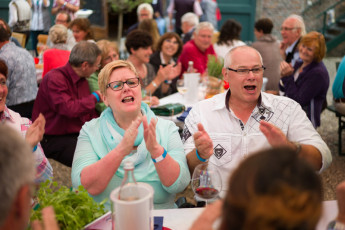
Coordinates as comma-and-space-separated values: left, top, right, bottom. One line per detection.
33, 145, 38, 152
151, 81, 158, 88
164, 80, 172, 84
196, 149, 208, 162
152, 148, 167, 163
92, 92, 100, 102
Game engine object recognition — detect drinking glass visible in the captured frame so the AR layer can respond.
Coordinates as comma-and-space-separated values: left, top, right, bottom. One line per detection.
142, 89, 151, 106
177, 79, 187, 95
191, 163, 222, 205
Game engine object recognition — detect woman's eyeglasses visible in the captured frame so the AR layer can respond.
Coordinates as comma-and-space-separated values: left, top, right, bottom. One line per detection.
106, 78, 140, 91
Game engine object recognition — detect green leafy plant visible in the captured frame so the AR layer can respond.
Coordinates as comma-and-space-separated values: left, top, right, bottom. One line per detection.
207, 55, 224, 79
30, 180, 106, 230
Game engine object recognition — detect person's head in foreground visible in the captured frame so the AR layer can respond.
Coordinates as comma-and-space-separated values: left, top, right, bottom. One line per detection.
298, 31, 326, 64
98, 60, 141, 117
220, 147, 322, 230
0, 124, 35, 230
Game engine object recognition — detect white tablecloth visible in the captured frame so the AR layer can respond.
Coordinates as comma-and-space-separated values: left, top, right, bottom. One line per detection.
84, 200, 337, 230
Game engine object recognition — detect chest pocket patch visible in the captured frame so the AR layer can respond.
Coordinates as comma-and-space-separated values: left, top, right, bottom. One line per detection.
209, 134, 231, 166
214, 144, 227, 159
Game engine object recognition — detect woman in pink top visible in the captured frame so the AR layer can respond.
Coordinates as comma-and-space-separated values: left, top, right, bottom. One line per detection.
42, 24, 70, 77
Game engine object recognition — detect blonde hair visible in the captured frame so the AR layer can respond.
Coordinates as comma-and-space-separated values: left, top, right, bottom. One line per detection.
96, 39, 119, 64
49, 24, 68, 44
98, 60, 138, 96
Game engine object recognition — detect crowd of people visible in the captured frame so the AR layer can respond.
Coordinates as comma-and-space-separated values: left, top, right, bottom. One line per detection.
2, 0, 345, 229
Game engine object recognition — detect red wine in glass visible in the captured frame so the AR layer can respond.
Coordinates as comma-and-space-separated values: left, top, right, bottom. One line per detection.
195, 187, 219, 200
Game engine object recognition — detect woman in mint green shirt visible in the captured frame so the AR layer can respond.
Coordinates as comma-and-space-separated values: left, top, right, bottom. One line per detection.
87, 39, 119, 114
72, 60, 190, 210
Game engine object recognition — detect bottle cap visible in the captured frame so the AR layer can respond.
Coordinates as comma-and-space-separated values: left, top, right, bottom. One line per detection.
188, 61, 193, 65
123, 161, 134, 170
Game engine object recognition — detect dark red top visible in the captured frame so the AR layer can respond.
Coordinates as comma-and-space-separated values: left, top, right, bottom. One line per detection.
32, 63, 98, 135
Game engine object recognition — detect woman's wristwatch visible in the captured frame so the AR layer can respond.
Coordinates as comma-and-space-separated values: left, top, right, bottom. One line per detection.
327, 220, 345, 230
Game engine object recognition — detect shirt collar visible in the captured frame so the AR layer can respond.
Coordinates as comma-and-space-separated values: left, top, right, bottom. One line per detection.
0, 106, 14, 122
285, 39, 299, 54
66, 63, 84, 84
159, 52, 175, 65
218, 89, 263, 111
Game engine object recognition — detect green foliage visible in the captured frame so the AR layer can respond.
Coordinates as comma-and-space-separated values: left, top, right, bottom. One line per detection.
108, 0, 152, 14
207, 55, 224, 79
30, 180, 107, 230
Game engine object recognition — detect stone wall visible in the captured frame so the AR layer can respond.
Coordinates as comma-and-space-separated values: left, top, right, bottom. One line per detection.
255, 0, 306, 39
255, 0, 345, 56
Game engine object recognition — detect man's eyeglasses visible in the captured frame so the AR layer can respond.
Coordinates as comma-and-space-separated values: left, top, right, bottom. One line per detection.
226, 66, 266, 75
280, 27, 298, 31
106, 78, 140, 91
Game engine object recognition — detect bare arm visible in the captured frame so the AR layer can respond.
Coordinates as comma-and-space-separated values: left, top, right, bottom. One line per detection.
336, 181, 345, 224
52, 0, 79, 15
143, 116, 180, 186
80, 117, 142, 195
259, 120, 322, 170
145, 63, 182, 96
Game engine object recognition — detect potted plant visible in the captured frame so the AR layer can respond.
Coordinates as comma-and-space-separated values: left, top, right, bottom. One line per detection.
206, 55, 224, 98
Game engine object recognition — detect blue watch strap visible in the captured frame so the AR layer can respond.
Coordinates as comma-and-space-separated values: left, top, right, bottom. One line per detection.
196, 149, 208, 162
92, 92, 100, 102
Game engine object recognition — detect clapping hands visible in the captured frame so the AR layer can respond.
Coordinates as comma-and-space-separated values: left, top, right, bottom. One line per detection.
158, 63, 182, 81
193, 123, 213, 160
25, 113, 45, 149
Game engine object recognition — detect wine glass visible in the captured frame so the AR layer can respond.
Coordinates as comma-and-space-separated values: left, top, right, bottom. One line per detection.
177, 79, 187, 95
191, 163, 222, 205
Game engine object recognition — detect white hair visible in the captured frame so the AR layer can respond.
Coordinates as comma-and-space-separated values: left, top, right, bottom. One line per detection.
181, 12, 199, 27
137, 3, 153, 17
287, 14, 306, 36
224, 45, 263, 67
0, 124, 35, 226
194, 21, 214, 35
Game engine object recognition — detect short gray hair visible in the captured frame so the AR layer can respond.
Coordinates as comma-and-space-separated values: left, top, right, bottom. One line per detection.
49, 24, 68, 44
137, 3, 153, 17
194, 21, 214, 35
287, 14, 306, 36
181, 12, 199, 27
0, 124, 35, 226
69, 41, 101, 67
224, 45, 263, 67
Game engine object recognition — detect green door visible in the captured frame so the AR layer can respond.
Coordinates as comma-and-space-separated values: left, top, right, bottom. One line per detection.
217, 0, 256, 43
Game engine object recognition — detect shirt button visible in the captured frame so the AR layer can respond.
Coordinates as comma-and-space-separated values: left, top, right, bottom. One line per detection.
243, 133, 247, 136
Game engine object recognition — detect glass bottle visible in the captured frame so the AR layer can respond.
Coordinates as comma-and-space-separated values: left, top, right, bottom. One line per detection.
187, 61, 194, 73
118, 161, 139, 201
